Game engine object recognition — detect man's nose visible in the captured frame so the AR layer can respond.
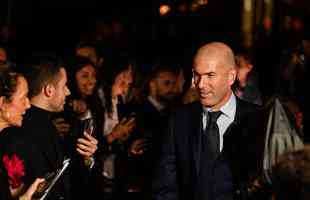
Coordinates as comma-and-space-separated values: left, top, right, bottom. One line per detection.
197, 77, 206, 88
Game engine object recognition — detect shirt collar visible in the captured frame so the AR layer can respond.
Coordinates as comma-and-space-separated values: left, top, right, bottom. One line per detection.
148, 96, 165, 112
202, 92, 236, 120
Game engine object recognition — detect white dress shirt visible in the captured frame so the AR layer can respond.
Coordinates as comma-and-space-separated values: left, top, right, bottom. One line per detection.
202, 93, 237, 151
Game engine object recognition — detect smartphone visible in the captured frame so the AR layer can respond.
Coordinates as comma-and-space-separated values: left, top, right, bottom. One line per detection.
82, 118, 94, 136
32, 172, 56, 199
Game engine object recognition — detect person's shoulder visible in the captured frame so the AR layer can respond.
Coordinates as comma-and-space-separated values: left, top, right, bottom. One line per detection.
174, 101, 201, 115
237, 98, 261, 113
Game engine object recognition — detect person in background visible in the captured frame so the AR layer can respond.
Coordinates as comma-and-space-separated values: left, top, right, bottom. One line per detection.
76, 43, 104, 69
233, 51, 262, 106
53, 56, 104, 199
99, 54, 136, 200
272, 146, 310, 200
126, 60, 179, 200
0, 65, 44, 200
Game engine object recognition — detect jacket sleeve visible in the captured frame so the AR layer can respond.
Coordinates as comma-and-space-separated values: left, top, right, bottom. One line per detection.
152, 114, 179, 200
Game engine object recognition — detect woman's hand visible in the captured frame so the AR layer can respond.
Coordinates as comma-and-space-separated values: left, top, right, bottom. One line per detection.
19, 178, 45, 200
129, 139, 145, 156
108, 117, 136, 143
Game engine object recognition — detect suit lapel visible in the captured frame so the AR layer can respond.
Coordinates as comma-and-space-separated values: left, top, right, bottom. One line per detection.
222, 99, 243, 154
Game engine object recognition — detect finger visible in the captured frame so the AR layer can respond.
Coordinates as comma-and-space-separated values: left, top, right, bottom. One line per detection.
76, 142, 97, 154
83, 132, 98, 145
77, 138, 98, 151
125, 117, 135, 124
76, 143, 97, 156
127, 122, 136, 130
24, 178, 45, 198
76, 148, 93, 157
119, 117, 127, 125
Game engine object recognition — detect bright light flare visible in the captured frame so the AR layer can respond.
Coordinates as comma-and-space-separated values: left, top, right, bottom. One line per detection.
159, 5, 171, 16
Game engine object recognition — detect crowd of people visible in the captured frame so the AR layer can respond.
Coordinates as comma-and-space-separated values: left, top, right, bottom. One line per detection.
1, 17, 310, 200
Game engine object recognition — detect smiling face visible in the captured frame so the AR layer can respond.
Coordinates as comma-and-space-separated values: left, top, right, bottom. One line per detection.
75, 64, 97, 97
1, 76, 31, 127
193, 43, 236, 110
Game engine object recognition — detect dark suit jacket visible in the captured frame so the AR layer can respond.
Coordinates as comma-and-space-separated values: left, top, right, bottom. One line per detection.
152, 99, 262, 200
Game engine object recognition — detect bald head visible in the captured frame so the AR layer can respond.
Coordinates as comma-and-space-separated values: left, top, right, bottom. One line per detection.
192, 42, 237, 110
194, 42, 236, 70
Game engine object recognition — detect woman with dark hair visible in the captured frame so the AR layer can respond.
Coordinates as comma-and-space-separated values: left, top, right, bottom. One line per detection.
99, 54, 137, 199
0, 65, 44, 200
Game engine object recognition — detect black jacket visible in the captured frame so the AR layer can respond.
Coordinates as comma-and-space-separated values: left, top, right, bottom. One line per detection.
152, 99, 262, 200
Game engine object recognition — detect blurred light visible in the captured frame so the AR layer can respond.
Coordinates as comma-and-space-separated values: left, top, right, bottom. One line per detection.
244, 0, 252, 12
159, 5, 171, 16
190, 2, 199, 12
190, 0, 208, 12
196, 0, 208, 6
177, 3, 188, 14
263, 16, 272, 31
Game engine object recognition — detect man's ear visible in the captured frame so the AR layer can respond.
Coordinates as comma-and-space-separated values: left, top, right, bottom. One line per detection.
43, 84, 55, 98
228, 68, 237, 85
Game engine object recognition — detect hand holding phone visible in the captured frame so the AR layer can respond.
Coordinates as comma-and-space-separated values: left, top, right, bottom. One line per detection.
32, 172, 55, 199
83, 118, 94, 136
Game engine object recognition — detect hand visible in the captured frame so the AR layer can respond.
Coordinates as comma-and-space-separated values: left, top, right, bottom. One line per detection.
130, 139, 145, 156
71, 99, 88, 116
76, 132, 98, 160
53, 118, 70, 137
19, 178, 45, 200
110, 117, 136, 142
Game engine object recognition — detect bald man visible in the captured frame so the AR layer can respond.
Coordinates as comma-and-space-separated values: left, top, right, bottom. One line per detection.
152, 42, 262, 200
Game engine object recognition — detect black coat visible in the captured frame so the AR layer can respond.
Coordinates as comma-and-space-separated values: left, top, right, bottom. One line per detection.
152, 99, 262, 200
0, 151, 12, 200
1, 106, 70, 200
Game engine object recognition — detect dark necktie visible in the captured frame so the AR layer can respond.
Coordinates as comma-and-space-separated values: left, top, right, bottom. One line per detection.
205, 111, 222, 157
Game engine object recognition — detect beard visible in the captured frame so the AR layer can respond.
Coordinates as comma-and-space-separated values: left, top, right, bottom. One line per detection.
158, 93, 176, 104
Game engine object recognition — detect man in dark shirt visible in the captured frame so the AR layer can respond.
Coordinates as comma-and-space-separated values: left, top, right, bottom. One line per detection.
2, 55, 98, 200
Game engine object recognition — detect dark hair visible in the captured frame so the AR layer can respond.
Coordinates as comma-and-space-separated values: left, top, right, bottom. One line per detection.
66, 56, 96, 99
148, 58, 180, 81
102, 53, 132, 114
235, 49, 254, 67
0, 62, 20, 100
137, 57, 180, 100
75, 42, 106, 64
22, 54, 63, 98
272, 148, 310, 200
